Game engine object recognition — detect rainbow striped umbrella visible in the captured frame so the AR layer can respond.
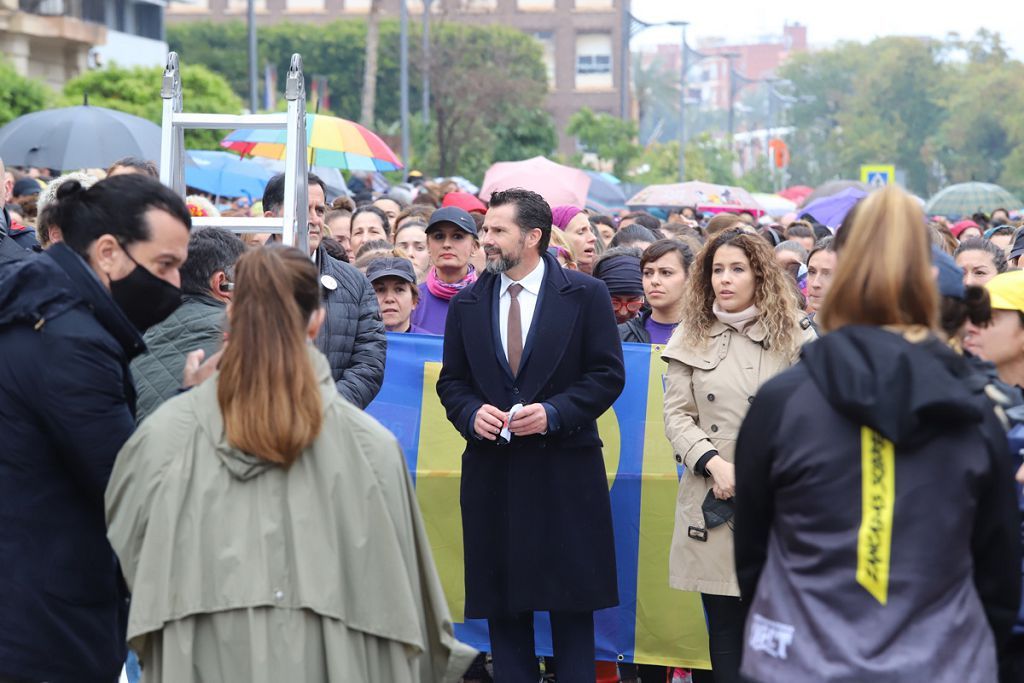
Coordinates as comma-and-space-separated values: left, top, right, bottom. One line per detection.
221, 114, 403, 172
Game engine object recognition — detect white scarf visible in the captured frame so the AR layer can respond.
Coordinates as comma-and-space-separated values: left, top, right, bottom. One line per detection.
713, 302, 760, 333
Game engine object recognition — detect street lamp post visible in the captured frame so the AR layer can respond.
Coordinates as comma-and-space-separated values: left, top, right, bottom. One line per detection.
422, 0, 432, 126
247, 0, 258, 113
399, 0, 409, 168
666, 21, 689, 182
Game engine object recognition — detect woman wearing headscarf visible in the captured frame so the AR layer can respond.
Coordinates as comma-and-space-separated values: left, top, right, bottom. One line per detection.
592, 246, 645, 325
553, 205, 598, 274
662, 230, 816, 682
105, 245, 476, 683
734, 187, 1021, 683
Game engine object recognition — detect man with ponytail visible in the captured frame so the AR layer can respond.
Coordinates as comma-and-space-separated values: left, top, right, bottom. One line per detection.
107, 245, 477, 682
0, 174, 191, 682
263, 173, 386, 408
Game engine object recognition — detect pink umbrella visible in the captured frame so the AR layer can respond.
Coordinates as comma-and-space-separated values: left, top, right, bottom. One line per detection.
626, 181, 766, 217
480, 156, 591, 208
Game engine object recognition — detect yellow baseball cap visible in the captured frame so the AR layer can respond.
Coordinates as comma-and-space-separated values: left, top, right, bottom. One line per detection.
985, 270, 1024, 312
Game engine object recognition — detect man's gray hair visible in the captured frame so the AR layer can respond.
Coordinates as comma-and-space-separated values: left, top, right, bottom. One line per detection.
179, 227, 247, 296
775, 239, 808, 262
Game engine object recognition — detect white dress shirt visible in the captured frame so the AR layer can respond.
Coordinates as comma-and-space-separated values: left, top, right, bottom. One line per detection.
498, 258, 546, 364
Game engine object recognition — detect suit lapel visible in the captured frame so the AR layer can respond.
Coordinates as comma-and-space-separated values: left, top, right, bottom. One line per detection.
516, 252, 584, 401
454, 272, 511, 406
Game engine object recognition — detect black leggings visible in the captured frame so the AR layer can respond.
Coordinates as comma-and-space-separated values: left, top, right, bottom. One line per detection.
690, 593, 746, 683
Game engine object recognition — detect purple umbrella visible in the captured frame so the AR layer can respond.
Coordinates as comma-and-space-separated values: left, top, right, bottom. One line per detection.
799, 187, 867, 227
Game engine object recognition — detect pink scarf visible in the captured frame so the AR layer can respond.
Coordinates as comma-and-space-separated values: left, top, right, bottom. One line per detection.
426, 265, 478, 301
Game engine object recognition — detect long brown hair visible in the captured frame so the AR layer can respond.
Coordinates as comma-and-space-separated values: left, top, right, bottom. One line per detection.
217, 245, 323, 465
680, 229, 802, 355
818, 186, 937, 332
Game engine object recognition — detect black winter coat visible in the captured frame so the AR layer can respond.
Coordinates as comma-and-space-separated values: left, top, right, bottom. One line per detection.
0, 244, 145, 682
436, 253, 626, 617
735, 326, 1021, 682
618, 309, 652, 343
314, 245, 387, 408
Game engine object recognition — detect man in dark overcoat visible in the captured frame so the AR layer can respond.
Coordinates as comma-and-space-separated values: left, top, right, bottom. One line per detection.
437, 187, 626, 683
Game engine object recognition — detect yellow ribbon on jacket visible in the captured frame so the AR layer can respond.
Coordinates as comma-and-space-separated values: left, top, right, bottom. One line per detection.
857, 426, 895, 605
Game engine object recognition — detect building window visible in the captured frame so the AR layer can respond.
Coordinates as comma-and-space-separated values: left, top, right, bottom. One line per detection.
531, 31, 556, 90
577, 54, 610, 74
343, 0, 370, 10
227, 0, 267, 11
574, 0, 613, 9
134, 2, 162, 38
166, 0, 209, 14
286, 0, 324, 11
407, 0, 441, 13
517, 0, 554, 9
455, 0, 496, 9
575, 33, 613, 90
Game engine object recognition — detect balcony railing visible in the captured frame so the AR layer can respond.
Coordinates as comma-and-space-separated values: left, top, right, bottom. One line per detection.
18, 0, 106, 24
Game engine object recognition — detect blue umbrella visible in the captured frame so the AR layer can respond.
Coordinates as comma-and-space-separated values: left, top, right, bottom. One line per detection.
185, 150, 275, 199
800, 187, 867, 227
584, 170, 627, 214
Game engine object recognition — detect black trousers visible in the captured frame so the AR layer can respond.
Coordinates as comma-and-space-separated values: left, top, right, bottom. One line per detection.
690, 594, 746, 683
489, 611, 596, 683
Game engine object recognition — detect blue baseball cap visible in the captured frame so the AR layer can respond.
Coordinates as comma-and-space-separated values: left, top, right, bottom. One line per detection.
426, 206, 478, 237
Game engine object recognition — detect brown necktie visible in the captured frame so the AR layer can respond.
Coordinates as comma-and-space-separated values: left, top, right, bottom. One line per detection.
507, 283, 524, 376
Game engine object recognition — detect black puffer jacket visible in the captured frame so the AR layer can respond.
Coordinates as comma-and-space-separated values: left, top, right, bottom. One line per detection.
735, 326, 1021, 683
618, 309, 652, 343
315, 245, 386, 408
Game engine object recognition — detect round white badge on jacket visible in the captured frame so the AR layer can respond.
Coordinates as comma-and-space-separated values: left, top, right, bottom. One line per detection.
321, 275, 338, 291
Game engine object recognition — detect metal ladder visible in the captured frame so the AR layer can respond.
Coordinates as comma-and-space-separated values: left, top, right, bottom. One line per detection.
159, 51, 310, 252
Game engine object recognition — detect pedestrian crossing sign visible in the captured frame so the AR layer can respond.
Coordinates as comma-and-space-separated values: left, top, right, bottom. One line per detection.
861, 164, 895, 188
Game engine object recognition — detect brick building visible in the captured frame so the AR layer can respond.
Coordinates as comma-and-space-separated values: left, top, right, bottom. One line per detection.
642, 23, 807, 111
167, 0, 630, 155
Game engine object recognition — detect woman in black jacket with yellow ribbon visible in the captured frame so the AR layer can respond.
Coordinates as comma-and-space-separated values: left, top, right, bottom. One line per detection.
734, 186, 1021, 683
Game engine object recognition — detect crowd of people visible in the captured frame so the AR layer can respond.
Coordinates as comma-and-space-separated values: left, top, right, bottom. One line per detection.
2, 151, 1024, 683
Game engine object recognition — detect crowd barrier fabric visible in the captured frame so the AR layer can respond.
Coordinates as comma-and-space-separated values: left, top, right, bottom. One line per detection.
367, 332, 712, 668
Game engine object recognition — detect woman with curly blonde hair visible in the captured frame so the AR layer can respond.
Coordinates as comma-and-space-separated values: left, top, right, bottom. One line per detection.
662, 229, 815, 683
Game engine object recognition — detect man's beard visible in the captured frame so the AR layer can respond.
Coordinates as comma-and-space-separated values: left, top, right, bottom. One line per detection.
484, 237, 525, 274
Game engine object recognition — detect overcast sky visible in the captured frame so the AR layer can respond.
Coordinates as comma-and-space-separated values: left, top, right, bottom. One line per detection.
630, 0, 1023, 59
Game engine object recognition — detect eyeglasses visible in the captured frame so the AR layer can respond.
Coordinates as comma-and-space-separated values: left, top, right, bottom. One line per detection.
611, 298, 644, 314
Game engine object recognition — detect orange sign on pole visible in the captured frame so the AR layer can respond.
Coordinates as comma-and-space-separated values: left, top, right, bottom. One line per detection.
768, 138, 789, 169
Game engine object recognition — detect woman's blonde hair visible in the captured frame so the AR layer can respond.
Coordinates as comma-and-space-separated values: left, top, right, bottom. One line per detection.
217, 245, 323, 466
548, 226, 578, 268
680, 229, 802, 354
818, 186, 937, 332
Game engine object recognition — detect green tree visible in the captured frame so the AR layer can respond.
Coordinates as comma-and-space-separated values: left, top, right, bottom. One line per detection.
62, 64, 243, 149
424, 22, 550, 177
567, 107, 640, 178
169, 20, 550, 180
0, 58, 52, 127
926, 35, 1024, 195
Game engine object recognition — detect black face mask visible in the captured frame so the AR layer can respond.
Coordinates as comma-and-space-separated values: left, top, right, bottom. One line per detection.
110, 244, 182, 332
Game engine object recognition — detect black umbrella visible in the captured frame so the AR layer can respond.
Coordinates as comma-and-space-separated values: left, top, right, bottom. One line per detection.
0, 104, 161, 171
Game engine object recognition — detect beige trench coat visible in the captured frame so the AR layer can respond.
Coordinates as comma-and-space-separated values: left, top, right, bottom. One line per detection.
662, 318, 815, 596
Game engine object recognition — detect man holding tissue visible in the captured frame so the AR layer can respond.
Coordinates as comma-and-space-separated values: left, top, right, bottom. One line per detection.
437, 188, 626, 683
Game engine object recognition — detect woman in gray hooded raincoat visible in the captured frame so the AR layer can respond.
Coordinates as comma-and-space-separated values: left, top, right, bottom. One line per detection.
105, 244, 476, 683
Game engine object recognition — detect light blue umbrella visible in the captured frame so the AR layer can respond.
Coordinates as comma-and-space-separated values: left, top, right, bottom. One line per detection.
185, 150, 275, 199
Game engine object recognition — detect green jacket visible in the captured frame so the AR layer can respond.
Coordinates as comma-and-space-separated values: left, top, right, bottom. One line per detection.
130, 293, 225, 421
106, 348, 476, 682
